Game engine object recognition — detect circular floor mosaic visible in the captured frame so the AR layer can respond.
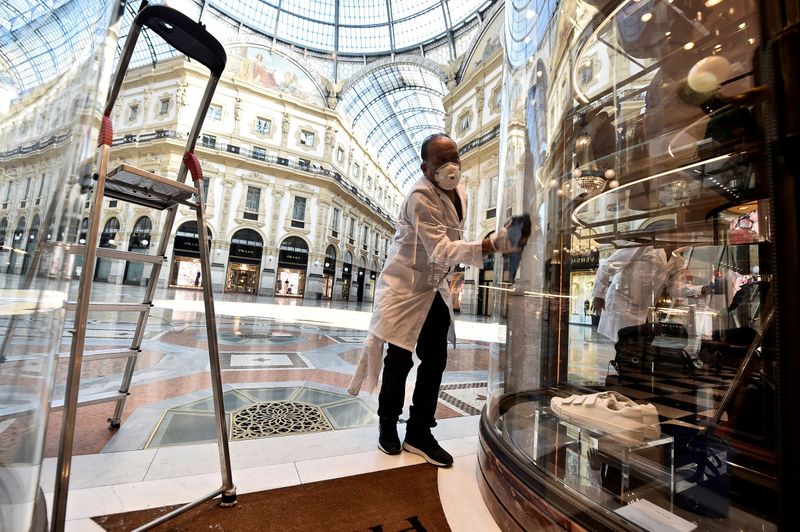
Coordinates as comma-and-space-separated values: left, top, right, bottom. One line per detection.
231, 400, 333, 440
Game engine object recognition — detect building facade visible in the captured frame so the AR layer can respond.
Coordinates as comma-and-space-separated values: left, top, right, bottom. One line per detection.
1, 45, 404, 303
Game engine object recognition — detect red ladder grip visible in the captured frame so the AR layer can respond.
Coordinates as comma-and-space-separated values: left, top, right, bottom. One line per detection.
183, 151, 204, 181
98, 115, 113, 147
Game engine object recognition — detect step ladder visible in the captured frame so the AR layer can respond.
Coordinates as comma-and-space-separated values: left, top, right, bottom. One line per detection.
51, 4, 235, 531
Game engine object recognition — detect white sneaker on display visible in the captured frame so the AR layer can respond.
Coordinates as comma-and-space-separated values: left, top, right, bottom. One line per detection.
550, 392, 661, 442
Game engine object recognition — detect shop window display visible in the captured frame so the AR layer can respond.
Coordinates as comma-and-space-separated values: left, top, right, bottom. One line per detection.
479, 1, 796, 530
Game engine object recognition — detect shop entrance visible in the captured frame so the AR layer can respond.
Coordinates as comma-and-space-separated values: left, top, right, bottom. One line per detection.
170, 221, 212, 289
95, 217, 120, 282
322, 245, 337, 300
21, 214, 39, 275
276, 236, 308, 298
477, 252, 495, 316
356, 256, 366, 302
124, 216, 152, 285
7, 217, 25, 274
341, 251, 353, 301
226, 229, 263, 294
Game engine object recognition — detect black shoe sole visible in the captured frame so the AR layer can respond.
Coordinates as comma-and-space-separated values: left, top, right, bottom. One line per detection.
378, 441, 402, 455
402, 442, 453, 467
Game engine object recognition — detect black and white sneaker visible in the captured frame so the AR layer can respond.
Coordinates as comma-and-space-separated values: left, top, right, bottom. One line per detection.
378, 418, 402, 455
403, 431, 453, 467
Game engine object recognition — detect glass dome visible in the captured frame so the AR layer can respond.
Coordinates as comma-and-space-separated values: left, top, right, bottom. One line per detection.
211, 0, 492, 55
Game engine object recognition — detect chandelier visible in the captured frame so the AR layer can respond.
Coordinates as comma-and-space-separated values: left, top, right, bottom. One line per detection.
559, 168, 618, 200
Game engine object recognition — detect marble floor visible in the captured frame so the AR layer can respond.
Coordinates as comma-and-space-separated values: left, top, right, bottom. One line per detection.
2, 278, 620, 530
40, 416, 499, 531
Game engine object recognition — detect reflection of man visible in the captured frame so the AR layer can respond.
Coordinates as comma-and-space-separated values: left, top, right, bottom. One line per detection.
591, 245, 708, 342
348, 134, 525, 467
194, 271, 201, 287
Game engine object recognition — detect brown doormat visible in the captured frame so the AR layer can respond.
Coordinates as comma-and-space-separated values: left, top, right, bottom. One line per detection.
92, 463, 451, 531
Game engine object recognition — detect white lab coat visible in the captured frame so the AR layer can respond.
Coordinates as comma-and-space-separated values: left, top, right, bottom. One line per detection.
591, 247, 703, 342
347, 177, 485, 395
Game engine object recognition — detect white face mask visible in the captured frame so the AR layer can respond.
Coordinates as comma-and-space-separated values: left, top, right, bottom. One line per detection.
433, 162, 461, 191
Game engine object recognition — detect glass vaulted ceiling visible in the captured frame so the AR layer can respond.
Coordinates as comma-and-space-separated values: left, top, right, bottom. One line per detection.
3, 0, 494, 191
212, 0, 490, 55
0, 0, 115, 97
340, 64, 446, 188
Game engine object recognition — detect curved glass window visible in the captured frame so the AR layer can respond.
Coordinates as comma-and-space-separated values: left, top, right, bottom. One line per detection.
481, 1, 790, 531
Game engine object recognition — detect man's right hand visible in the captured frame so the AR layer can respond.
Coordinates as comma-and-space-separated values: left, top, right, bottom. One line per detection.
491, 227, 522, 254
591, 297, 605, 313
492, 216, 531, 254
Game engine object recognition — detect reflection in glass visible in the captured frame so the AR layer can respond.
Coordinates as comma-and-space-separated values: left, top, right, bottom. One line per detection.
484, 0, 780, 530
0, 1, 120, 529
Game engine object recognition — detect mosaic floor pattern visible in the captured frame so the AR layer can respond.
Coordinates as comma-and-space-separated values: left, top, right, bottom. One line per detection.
146, 385, 377, 448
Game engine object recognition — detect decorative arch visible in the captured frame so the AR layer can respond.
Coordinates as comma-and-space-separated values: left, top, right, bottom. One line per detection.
12, 216, 27, 248
456, 1, 505, 82
325, 244, 338, 261
100, 217, 120, 248
230, 227, 265, 247
279, 235, 309, 253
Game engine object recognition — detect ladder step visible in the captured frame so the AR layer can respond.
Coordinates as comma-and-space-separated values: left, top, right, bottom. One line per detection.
51, 390, 128, 410
66, 245, 165, 264
105, 164, 198, 210
65, 302, 151, 312
58, 347, 140, 361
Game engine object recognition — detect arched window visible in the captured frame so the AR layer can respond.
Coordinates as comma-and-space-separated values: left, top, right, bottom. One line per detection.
100, 217, 120, 247
130, 216, 153, 249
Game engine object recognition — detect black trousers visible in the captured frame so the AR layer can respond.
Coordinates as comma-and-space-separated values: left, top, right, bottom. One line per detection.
377, 292, 450, 431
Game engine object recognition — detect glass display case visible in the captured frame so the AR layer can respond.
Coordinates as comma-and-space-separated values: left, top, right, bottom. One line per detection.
480, 0, 798, 530
0, 1, 121, 530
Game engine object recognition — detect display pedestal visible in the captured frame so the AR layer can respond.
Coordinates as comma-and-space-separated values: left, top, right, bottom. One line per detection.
536, 406, 675, 507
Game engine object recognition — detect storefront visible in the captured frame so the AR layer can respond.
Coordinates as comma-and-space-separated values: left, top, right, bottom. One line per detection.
341, 251, 353, 301
7, 217, 26, 274
479, 1, 796, 530
22, 214, 40, 275
368, 260, 378, 301
476, 246, 494, 316
94, 217, 119, 282
568, 250, 599, 326
225, 228, 263, 294
170, 221, 212, 289
275, 236, 308, 298
322, 244, 337, 300
123, 216, 152, 286
356, 256, 366, 302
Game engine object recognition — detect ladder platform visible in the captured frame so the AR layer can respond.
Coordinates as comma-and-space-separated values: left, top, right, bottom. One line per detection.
66, 245, 165, 264
64, 302, 151, 313
105, 164, 198, 210
51, 390, 128, 410
58, 347, 139, 361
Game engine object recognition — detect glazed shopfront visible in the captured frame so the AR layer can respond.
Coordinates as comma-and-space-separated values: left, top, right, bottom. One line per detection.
322, 245, 337, 300
225, 229, 263, 294
170, 221, 212, 289
275, 236, 308, 298
479, 1, 799, 530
